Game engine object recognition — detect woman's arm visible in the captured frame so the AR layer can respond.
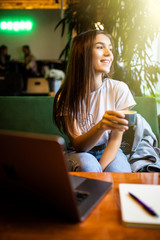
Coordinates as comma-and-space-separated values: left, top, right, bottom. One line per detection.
65, 110, 128, 152
99, 130, 123, 171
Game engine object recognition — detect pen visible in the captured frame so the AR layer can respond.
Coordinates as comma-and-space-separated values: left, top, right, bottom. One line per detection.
128, 192, 159, 217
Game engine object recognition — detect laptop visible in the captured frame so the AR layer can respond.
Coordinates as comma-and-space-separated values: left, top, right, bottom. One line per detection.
0, 130, 112, 222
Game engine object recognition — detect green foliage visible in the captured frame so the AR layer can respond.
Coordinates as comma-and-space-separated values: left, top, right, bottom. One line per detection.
103, 0, 160, 96
144, 90, 160, 104
55, 0, 160, 96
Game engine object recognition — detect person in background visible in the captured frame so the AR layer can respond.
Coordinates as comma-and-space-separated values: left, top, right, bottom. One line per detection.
0, 45, 10, 74
20, 45, 38, 90
53, 29, 136, 172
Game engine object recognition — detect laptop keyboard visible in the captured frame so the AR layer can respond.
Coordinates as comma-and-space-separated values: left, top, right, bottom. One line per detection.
74, 190, 89, 205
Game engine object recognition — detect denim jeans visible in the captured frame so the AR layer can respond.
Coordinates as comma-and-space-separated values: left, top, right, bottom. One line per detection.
66, 148, 132, 172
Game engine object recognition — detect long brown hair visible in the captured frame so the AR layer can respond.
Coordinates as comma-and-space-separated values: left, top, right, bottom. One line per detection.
53, 29, 114, 134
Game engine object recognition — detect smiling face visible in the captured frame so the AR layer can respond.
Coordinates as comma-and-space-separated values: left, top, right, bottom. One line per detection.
92, 34, 114, 77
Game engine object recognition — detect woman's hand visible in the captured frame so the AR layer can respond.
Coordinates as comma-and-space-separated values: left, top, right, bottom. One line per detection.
99, 110, 128, 132
65, 110, 128, 152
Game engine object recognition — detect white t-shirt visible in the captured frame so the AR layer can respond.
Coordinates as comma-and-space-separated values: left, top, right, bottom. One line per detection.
78, 78, 136, 145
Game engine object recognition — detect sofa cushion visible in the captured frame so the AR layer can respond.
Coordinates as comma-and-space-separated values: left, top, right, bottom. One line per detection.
0, 96, 69, 144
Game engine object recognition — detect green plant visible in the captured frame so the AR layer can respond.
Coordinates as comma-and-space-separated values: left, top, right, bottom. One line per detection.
55, 0, 160, 96
103, 0, 160, 96
55, 0, 103, 59
145, 90, 160, 104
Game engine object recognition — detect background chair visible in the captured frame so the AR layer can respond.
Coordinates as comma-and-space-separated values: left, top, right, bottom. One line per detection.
25, 77, 49, 95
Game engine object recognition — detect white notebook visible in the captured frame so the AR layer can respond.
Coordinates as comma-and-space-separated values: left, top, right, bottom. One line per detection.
119, 184, 160, 228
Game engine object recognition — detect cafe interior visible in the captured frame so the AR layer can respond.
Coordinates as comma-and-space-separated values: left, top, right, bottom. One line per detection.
0, 1, 160, 239
0, 0, 160, 97
0, 0, 68, 95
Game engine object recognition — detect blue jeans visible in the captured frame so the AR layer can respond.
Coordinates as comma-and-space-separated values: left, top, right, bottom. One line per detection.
66, 148, 132, 172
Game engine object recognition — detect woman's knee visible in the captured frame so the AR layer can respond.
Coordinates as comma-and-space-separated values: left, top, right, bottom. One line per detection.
104, 149, 132, 172
67, 152, 102, 172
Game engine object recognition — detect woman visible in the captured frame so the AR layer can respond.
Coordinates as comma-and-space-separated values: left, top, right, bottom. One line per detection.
53, 29, 136, 172
20, 45, 38, 90
0, 45, 10, 74
21, 45, 38, 75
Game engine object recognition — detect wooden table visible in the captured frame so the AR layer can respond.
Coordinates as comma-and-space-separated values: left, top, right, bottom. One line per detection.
0, 172, 160, 240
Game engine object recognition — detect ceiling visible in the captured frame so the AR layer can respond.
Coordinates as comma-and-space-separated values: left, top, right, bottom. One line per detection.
0, 0, 67, 9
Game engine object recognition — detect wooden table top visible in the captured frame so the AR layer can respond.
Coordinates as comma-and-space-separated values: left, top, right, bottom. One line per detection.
0, 172, 160, 240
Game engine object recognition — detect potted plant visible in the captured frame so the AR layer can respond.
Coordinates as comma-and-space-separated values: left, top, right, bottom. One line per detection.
55, 0, 160, 96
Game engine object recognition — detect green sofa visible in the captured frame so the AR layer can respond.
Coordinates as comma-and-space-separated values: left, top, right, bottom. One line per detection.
0, 96, 159, 146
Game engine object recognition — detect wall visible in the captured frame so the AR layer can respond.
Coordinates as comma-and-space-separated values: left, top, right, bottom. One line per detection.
0, 9, 67, 61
